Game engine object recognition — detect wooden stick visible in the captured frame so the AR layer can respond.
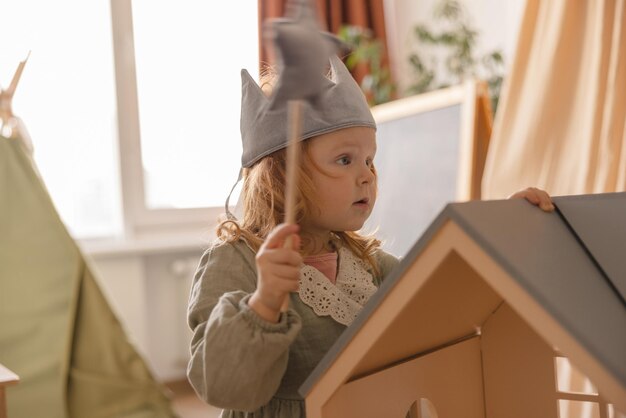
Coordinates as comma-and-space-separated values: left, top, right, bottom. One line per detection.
281, 100, 303, 312
7, 51, 30, 97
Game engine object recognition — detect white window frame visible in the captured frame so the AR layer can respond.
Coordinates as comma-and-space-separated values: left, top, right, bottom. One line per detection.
109, 0, 227, 241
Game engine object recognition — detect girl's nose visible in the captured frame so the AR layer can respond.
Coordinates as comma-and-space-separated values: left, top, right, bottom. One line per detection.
358, 164, 375, 185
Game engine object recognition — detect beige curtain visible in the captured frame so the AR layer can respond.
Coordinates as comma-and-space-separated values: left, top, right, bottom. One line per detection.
482, 0, 626, 198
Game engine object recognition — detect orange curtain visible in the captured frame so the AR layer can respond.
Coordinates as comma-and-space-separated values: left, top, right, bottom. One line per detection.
258, 0, 390, 83
482, 0, 626, 198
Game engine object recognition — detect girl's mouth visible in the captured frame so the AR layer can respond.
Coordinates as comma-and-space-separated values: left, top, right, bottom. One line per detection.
353, 197, 370, 206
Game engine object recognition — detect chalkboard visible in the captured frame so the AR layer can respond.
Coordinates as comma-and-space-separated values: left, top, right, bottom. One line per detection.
362, 81, 492, 257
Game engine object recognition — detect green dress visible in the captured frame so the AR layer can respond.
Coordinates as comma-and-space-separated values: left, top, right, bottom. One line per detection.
187, 239, 399, 417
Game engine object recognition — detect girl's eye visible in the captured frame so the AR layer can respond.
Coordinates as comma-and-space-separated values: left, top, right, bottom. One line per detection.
366, 158, 374, 168
337, 156, 351, 165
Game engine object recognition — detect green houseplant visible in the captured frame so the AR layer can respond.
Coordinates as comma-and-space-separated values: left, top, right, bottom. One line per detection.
407, 0, 505, 112
337, 25, 396, 106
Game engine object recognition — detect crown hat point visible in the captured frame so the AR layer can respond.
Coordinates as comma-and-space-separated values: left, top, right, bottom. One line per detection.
265, 0, 336, 109
239, 0, 376, 168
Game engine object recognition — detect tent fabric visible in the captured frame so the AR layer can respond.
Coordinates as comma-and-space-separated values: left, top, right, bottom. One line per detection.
0, 133, 176, 417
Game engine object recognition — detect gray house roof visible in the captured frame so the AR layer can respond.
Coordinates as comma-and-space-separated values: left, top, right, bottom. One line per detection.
300, 192, 626, 401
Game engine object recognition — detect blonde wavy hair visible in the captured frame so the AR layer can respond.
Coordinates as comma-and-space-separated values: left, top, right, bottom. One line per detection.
217, 139, 382, 275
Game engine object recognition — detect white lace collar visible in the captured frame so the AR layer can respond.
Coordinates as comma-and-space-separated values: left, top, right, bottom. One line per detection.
298, 246, 378, 326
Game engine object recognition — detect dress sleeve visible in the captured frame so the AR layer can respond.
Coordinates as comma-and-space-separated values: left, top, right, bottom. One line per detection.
186, 243, 302, 412
375, 249, 401, 282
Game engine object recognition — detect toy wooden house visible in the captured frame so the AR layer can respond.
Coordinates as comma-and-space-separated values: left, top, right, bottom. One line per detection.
300, 192, 626, 418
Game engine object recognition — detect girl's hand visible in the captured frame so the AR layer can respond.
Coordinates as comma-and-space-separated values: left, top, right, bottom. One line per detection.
509, 187, 555, 212
249, 223, 302, 323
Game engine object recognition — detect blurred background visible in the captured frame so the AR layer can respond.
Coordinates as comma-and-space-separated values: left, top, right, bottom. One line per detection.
2, 0, 624, 417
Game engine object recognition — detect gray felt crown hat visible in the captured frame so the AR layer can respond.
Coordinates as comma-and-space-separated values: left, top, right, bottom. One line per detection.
239, 55, 376, 168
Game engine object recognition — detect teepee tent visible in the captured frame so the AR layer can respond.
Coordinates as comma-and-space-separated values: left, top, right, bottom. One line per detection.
0, 59, 176, 418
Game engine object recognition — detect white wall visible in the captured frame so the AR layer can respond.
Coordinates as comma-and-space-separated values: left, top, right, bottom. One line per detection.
384, 0, 526, 94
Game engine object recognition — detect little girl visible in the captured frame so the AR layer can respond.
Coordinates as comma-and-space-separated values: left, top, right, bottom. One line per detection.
186, 56, 553, 418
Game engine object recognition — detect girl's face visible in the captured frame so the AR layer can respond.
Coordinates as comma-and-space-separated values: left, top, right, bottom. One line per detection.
303, 126, 377, 235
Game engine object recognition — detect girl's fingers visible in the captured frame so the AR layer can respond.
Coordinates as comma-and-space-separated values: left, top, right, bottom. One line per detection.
509, 187, 555, 212
513, 187, 540, 203
269, 265, 301, 281
539, 197, 555, 212
257, 271, 300, 302
532, 188, 554, 211
262, 223, 300, 250
292, 233, 301, 250
275, 277, 300, 293
525, 189, 541, 204
262, 248, 302, 267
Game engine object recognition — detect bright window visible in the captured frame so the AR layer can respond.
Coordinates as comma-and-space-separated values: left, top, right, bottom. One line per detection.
2, 1, 259, 240
1, 0, 121, 239
131, 1, 258, 209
